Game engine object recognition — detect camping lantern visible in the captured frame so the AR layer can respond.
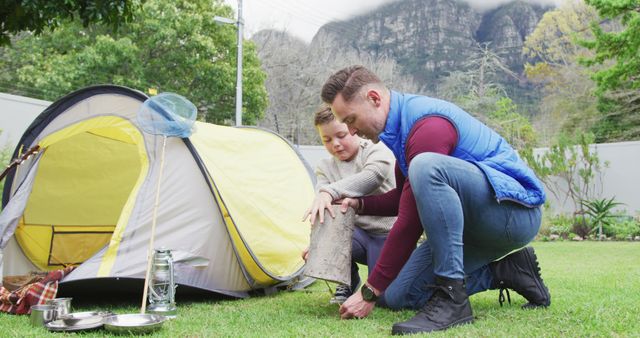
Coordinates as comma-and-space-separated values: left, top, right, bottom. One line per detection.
147, 248, 177, 318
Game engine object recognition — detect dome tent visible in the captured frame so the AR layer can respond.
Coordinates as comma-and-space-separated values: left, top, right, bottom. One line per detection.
0, 85, 314, 297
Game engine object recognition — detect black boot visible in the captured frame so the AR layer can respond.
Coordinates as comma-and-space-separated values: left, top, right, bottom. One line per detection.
391, 276, 473, 335
490, 246, 551, 308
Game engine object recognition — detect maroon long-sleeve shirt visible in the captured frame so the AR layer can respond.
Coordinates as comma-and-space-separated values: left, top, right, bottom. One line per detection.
361, 116, 458, 292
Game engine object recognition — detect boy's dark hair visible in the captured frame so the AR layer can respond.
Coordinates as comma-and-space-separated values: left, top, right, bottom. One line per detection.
321, 65, 383, 104
314, 106, 335, 126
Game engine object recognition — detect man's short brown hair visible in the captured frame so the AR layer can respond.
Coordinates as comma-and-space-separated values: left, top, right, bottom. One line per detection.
314, 105, 334, 126
321, 65, 383, 104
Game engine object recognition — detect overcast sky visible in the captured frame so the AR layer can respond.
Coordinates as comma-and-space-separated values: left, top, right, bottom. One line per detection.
223, 0, 562, 42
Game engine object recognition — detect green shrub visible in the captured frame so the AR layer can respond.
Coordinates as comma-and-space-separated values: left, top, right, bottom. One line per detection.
539, 209, 640, 241
604, 220, 640, 240
581, 197, 625, 240
572, 217, 592, 239
540, 214, 575, 239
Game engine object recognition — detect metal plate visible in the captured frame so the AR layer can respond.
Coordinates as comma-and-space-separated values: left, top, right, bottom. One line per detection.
59, 311, 114, 320
45, 315, 104, 332
103, 314, 166, 334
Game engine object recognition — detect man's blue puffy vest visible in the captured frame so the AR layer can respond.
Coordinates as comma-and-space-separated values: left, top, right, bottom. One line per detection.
379, 91, 545, 207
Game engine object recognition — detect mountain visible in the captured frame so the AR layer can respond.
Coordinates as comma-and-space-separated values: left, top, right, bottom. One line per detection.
311, 0, 552, 86
476, 1, 551, 72
251, 0, 554, 142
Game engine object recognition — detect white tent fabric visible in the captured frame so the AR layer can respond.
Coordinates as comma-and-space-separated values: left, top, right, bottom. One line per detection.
0, 85, 314, 297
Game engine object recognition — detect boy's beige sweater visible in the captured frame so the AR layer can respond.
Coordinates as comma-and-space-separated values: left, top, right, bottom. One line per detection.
315, 139, 396, 235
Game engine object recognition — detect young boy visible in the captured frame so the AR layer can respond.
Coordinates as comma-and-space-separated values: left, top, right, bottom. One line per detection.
303, 106, 396, 304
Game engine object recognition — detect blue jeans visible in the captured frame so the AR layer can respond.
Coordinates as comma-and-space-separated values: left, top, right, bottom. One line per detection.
351, 226, 387, 291
381, 153, 541, 310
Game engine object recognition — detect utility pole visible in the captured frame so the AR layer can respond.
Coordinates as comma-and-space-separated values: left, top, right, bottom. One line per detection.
214, 0, 243, 126
235, 0, 243, 126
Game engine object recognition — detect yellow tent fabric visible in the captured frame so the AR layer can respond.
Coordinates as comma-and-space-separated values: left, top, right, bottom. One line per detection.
190, 123, 313, 284
15, 116, 147, 270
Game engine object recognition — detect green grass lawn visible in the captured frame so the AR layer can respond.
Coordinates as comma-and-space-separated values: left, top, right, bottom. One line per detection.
1, 242, 639, 337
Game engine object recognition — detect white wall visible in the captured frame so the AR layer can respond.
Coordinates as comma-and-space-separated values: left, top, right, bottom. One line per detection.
0, 93, 51, 149
294, 145, 330, 172
597, 141, 640, 215
0, 93, 50, 280
537, 141, 640, 216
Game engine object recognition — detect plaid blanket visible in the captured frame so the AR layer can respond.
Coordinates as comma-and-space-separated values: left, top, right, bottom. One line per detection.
0, 266, 75, 315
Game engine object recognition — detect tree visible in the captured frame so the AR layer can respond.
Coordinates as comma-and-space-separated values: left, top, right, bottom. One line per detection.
438, 43, 520, 116
581, 0, 640, 94
580, 0, 640, 141
252, 30, 318, 144
522, 1, 602, 144
254, 29, 419, 145
0, 0, 268, 125
439, 43, 518, 103
521, 132, 608, 226
488, 97, 537, 150
437, 43, 537, 152
463, 43, 519, 99
0, 0, 142, 45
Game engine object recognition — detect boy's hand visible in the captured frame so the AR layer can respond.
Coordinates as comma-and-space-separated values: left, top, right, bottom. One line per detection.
301, 247, 309, 261
302, 191, 335, 224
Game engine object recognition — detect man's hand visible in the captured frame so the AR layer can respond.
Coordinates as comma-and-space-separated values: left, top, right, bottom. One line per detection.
339, 197, 360, 214
302, 191, 335, 224
339, 289, 376, 319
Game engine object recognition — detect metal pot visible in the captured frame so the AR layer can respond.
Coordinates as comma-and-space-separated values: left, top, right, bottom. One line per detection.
46, 297, 72, 318
30, 304, 56, 327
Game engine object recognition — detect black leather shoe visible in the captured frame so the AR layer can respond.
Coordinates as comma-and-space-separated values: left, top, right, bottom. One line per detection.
490, 246, 551, 308
391, 276, 473, 335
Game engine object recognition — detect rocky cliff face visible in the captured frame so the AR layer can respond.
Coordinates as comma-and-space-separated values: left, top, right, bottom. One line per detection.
311, 0, 551, 84
476, 1, 550, 71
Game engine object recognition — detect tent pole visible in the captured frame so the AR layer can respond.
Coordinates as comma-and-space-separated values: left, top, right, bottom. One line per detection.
141, 135, 167, 313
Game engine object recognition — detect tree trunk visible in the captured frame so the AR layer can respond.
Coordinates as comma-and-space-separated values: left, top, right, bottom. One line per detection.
304, 206, 355, 285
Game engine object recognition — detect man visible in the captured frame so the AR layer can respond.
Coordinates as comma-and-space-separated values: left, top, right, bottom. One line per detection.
320, 65, 550, 335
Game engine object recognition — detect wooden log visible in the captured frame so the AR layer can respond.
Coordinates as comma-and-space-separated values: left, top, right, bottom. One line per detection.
304, 205, 355, 285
